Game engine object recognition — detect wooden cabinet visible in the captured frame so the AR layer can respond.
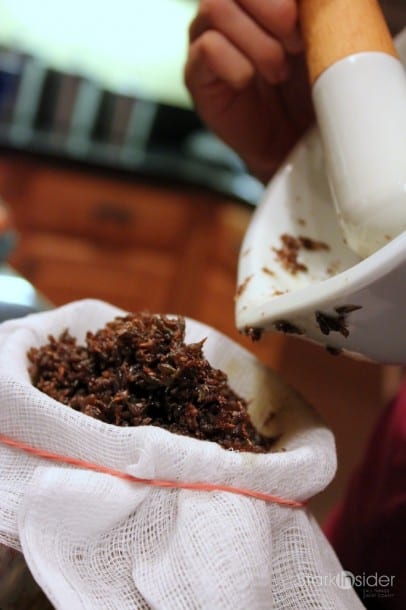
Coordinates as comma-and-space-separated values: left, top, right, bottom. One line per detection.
11, 167, 192, 249
0, 154, 269, 357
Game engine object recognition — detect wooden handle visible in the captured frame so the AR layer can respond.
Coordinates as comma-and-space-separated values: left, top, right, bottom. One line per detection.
298, 0, 398, 85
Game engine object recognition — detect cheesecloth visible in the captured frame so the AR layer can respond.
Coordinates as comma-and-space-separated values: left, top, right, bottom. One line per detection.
0, 299, 364, 609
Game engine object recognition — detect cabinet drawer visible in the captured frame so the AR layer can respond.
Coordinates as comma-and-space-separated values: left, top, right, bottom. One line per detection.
18, 167, 194, 249
10, 232, 177, 313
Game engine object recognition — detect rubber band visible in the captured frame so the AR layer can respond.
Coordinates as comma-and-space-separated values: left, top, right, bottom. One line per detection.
0, 433, 305, 508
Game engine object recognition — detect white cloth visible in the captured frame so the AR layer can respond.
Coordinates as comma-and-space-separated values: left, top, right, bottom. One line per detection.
0, 299, 364, 609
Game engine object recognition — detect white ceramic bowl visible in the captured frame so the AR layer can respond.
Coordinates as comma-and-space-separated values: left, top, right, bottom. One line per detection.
236, 31, 406, 365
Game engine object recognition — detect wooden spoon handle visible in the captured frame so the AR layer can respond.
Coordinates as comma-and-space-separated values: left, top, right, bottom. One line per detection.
298, 0, 398, 85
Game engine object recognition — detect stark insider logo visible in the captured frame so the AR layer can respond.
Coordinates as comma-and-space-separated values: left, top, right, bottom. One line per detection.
298, 570, 396, 591
336, 570, 356, 590
336, 571, 396, 591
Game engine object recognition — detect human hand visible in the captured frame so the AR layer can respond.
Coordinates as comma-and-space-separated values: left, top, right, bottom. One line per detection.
184, 0, 314, 183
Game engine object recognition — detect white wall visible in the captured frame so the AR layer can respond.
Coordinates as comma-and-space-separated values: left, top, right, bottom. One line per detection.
0, 0, 197, 106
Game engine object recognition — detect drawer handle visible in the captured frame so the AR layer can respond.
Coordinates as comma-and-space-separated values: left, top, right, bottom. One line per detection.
91, 202, 133, 225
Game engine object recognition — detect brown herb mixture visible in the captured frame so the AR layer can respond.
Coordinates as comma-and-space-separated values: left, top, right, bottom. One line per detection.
243, 326, 264, 342
28, 312, 273, 453
335, 305, 362, 315
273, 320, 303, 335
273, 234, 308, 274
273, 234, 330, 275
298, 236, 330, 252
235, 275, 253, 299
315, 311, 349, 338
316, 305, 362, 339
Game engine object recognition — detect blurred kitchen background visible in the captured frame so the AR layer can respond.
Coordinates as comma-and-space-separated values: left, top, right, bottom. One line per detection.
0, 0, 264, 205
0, 0, 403, 203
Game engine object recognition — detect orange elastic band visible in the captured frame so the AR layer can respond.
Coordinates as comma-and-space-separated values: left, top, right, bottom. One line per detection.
0, 433, 304, 508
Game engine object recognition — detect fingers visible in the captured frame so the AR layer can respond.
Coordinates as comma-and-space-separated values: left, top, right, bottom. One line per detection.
188, 0, 296, 85
237, 0, 303, 53
188, 0, 291, 80
185, 30, 255, 95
